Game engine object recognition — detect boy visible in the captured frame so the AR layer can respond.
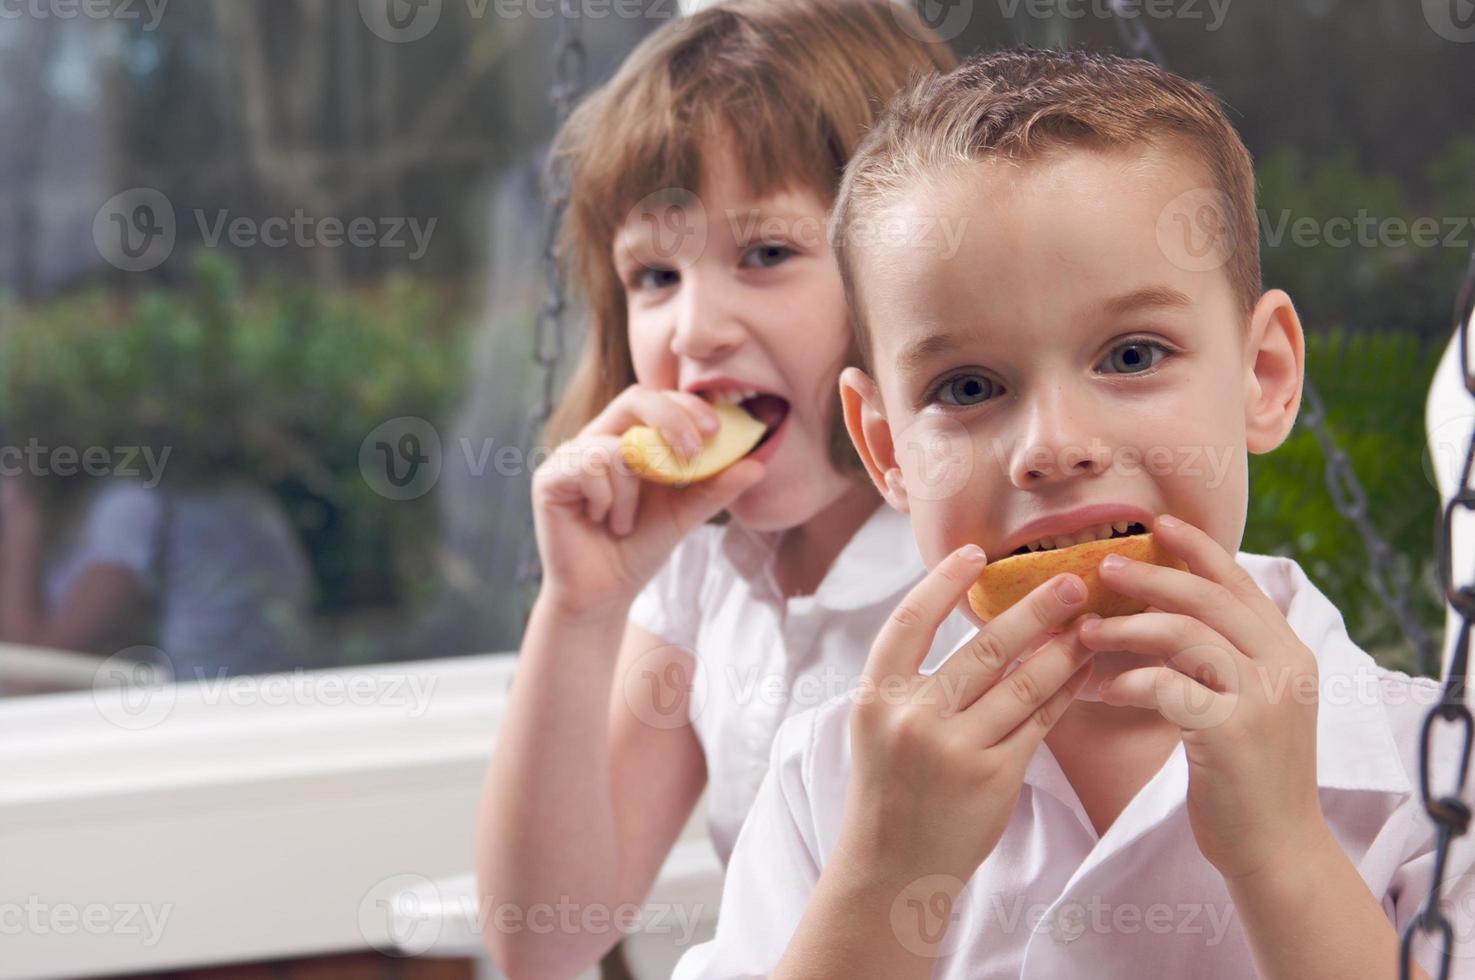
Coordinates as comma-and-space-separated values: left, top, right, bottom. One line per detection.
671, 47, 1475, 979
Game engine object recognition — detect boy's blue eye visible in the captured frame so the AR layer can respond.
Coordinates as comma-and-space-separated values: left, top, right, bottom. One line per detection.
1102, 339, 1171, 374
741, 243, 793, 269
925, 339, 1174, 408
935, 373, 995, 407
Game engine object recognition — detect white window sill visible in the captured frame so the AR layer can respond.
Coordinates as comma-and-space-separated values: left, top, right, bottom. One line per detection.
0, 650, 713, 979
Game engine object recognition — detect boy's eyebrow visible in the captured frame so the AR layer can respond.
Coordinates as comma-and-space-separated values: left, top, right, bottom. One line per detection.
896, 331, 966, 378
1103, 285, 1195, 316
895, 284, 1196, 378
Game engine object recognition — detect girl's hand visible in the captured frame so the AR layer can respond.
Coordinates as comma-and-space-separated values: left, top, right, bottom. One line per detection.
531, 384, 766, 619
835, 544, 1099, 887
1079, 514, 1329, 882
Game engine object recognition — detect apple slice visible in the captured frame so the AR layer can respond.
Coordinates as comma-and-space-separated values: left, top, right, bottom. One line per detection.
619, 400, 768, 485
966, 531, 1188, 623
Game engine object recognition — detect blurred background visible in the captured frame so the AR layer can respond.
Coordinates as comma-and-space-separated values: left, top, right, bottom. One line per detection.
1, 0, 1470, 689
1, 1, 1473, 976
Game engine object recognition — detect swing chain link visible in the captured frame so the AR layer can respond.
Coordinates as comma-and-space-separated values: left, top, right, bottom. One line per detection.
517, 0, 587, 611
1401, 253, 1475, 980
1105, 7, 1471, 977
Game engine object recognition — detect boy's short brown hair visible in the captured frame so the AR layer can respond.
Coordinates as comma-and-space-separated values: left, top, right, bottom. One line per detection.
830, 46, 1261, 372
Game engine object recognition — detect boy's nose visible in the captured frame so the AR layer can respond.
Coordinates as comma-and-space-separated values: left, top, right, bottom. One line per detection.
1009, 387, 1110, 486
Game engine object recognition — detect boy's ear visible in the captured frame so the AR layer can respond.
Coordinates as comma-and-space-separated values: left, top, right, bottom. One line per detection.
839, 366, 910, 513
1243, 288, 1306, 454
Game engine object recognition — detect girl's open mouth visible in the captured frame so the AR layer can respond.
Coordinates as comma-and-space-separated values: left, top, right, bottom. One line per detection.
741, 394, 790, 454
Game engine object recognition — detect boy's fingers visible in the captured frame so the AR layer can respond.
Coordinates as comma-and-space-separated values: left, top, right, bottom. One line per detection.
995, 657, 1095, 758
866, 545, 988, 683
963, 618, 1097, 746
932, 571, 1090, 710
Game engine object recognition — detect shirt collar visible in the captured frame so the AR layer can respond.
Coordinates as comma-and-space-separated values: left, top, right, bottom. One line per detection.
1243, 552, 1412, 796
716, 501, 928, 610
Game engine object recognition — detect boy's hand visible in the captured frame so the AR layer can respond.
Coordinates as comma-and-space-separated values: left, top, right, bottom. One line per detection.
1079, 514, 1329, 882
834, 544, 1099, 889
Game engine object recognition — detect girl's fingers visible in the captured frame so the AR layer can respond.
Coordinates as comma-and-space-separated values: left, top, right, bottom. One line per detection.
866, 545, 989, 684
659, 457, 766, 537
930, 570, 1091, 712
669, 391, 722, 437
590, 386, 708, 459
580, 455, 615, 525
606, 454, 642, 536
964, 617, 1097, 745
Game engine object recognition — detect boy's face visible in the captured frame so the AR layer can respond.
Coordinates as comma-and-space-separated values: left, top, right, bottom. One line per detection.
841, 142, 1304, 698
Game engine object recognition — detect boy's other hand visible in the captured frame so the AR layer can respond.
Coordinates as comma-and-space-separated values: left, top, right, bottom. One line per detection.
1078, 514, 1328, 882
835, 544, 1099, 889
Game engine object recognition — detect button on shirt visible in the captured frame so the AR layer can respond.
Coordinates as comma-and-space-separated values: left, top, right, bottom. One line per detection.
628, 502, 975, 868
672, 552, 1475, 978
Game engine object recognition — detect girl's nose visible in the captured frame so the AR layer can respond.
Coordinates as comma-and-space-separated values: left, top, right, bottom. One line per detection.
669, 276, 746, 361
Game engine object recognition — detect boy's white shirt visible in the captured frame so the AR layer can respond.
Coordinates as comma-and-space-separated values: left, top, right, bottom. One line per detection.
628, 500, 976, 867
672, 551, 1475, 979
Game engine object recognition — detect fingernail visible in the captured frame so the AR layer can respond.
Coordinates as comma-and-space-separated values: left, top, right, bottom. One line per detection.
960, 544, 986, 563
1159, 514, 1183, 529
1101, 554, 1128, 571
682, 434, 702, 457
1054, 575, 1085, 603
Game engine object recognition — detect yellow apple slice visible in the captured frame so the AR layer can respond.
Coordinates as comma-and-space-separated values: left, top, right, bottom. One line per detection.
966, 531, 1188, 623
619, 400, 768, 485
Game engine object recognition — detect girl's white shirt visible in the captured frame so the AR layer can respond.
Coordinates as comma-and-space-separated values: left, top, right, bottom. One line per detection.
670, 551, 1475, 978
629, 499, 976, 867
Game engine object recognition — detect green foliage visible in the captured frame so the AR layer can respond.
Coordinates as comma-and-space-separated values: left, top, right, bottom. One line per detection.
1244, 329, 1446, 676
1258, 136, 1475, 341
0, 251, 472, 613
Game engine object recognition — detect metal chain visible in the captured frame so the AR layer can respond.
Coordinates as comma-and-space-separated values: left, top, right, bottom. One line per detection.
1402, 254, 1475, 980
516, 0, 587, 618
1102, 6, 1470, 976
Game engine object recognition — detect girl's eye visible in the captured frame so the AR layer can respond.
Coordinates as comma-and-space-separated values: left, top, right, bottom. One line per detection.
740, 243, 794, 269
933, 373, 996, 407
629, 266, 679, 291
1100, 338, 1173, 375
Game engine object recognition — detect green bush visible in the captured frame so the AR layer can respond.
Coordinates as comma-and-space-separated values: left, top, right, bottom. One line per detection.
0, 252, 471, 613
1245, 329, 1446, 676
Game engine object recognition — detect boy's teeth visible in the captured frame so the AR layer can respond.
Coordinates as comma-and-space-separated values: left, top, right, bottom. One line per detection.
1025, 520, 1135, 552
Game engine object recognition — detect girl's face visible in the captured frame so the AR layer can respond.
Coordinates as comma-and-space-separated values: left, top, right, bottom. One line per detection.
613, 143, 863, 531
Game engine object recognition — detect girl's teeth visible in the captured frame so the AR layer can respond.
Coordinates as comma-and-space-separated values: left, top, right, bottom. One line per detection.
708, 387, 759, 405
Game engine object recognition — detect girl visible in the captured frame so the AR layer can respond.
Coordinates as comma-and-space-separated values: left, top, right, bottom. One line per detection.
475, 3, 968, 976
